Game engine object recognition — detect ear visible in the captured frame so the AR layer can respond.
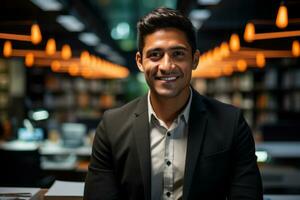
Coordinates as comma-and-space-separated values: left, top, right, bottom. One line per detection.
192, 50, 200, 70
135, 52, 144, 72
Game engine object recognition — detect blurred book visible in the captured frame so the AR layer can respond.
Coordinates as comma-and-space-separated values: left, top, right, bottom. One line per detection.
44, 180, 84, 200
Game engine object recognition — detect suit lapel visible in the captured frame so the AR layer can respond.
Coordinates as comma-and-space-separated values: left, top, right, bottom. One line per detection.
183, 89, 208, 200
133, 95, 151, 200
132, 90, 207, 200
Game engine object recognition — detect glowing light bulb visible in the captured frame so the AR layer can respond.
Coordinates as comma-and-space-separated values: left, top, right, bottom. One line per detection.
292, 40, 300, 57
244, 22, 255, 42
212, 47, 221, 60
256, 52, 266, 68
3, 41, 12, 57
31, 24, 42, 44
25, 53, 34, 67
276, 5, 288, 29
220, 42, 230, 57
80, 51, 90, 66
51, 60, 60, 71
229, 33, 240, 52
61, 44, 72, 60
68, 63, 79, 76
237, 59, 247, 72
46, 38, 56, 56
90, 55, 97, 68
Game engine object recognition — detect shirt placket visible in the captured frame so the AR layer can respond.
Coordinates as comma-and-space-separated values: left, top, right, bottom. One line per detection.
163, 122, 177, 200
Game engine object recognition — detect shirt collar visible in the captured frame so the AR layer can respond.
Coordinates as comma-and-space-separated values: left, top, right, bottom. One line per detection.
147, 87, 193, 124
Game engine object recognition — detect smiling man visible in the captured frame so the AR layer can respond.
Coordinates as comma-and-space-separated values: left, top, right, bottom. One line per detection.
84, 7, 263, 200
136, 27, 198, 127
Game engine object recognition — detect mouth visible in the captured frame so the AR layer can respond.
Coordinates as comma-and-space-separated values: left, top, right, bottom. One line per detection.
155, 76, 179, 81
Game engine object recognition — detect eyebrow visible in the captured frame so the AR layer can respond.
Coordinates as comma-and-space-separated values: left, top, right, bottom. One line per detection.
145, 46, 189, 53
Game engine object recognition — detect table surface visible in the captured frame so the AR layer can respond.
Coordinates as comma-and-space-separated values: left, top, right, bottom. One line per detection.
1, 140, 300, 158
256, 142, 300, 158
1, 187, 300, 200
264, 195, 300, 200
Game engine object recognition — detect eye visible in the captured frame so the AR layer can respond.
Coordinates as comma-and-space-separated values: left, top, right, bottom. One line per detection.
148, 51, 162, 60
172, 50, 185, 58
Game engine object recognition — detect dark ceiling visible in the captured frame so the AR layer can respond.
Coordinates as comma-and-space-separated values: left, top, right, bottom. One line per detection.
181, 0, 300, 51
0, 0, 299, 73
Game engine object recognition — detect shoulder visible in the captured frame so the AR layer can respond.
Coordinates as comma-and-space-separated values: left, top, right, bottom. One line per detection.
205, 95, 239, 113
193, 89, 239, 112
191, 89, 248, 147
192, 89, 241, 122
97, 95, 147, 144
102, 95, 146, 121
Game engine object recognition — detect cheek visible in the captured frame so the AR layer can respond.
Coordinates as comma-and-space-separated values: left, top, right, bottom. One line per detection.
143, 68, 154, 83
144, 63, 158, 76
180, 63, 193, 74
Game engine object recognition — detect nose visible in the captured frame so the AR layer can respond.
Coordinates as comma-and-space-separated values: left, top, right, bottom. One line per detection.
159, 54, 175, 72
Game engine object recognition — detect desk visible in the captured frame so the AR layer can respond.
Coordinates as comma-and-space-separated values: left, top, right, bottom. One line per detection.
40, 141, 91, 171
0, 140, 39, 151
256, 142, 300, 158
264, 195, 300, 200
255, 142, 300, 192
2, 140, 300, 159
40, 141, 91, 156
3, 140, 300, 158
31, 193, 300, 200
1, 187, 300, 200
0, 140, 92, 156
2, 140, 300, 186
37, 193, 300, 200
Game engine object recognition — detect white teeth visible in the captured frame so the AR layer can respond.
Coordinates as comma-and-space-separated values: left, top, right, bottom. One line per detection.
161, 77, 176, 81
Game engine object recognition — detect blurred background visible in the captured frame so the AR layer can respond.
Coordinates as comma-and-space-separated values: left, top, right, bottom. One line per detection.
0, 0, 300, 195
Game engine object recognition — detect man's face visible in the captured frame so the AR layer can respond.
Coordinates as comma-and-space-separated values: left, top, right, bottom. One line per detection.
136, 28, 199, 99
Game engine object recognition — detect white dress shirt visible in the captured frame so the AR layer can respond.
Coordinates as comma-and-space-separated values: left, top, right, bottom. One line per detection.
148, 89, 192, 200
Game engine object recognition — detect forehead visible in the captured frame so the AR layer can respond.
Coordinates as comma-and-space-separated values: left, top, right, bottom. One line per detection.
142, 28, 191, 53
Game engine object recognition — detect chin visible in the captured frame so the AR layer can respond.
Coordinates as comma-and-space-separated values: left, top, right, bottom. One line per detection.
153, 88, 181, 98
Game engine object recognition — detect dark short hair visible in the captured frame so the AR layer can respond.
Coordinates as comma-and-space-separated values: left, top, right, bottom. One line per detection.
137, 7, 197, 54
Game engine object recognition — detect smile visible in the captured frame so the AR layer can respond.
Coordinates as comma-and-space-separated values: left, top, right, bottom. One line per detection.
155, 76, 179, 81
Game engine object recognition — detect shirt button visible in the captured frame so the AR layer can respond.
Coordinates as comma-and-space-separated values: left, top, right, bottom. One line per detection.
166, 160, 171, 166
166, 192, 171, 197
167, 132, 171, 136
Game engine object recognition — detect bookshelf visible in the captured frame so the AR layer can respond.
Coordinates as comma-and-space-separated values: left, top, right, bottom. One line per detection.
42, 73, 127, 123
192, 61, 300, 138
0, 59, 10, 121
23, 67, 129, 136
0, 59, 26, 139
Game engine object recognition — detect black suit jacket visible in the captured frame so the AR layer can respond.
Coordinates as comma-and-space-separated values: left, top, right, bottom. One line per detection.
84, 89, 263, 200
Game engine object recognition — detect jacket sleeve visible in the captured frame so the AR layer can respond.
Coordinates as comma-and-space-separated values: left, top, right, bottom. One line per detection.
84, 112, 121, 200
228, 110, 263, 200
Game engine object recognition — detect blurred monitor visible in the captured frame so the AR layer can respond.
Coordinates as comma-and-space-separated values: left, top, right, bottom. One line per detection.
17, 128, 44, 141
61, 123, 87, 148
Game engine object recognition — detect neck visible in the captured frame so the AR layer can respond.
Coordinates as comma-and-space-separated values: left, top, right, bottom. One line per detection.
150, 88, 190, 127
